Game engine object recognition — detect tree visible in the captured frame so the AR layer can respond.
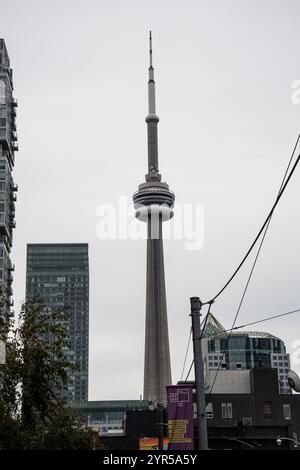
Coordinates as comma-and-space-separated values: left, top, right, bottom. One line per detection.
0, 297, 101, 449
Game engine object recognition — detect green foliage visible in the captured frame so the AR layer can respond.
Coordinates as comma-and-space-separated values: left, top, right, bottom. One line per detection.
0, 297, 101, 449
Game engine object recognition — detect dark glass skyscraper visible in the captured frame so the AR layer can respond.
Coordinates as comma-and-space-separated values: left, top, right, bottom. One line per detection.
0, 39, 18, 325
26, 243, 89, 401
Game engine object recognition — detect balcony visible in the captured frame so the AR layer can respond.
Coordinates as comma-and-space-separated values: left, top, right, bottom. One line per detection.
11, 131, 17, 141
13, 184, 18, 192
11, 97, 18, 107
12, 142, 18, 152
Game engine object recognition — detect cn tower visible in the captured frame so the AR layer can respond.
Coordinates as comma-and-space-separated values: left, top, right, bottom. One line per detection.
133, 32, 175, 404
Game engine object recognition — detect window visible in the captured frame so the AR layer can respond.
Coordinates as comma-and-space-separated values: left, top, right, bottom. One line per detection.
222, 403, 233, 419
0, 80, 5, 105
264, 401, 273, 418
283, 404, 291, 420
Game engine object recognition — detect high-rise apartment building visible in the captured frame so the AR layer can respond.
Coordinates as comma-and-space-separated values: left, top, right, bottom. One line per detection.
26, 243, 89, 401
0, 39, 18, 324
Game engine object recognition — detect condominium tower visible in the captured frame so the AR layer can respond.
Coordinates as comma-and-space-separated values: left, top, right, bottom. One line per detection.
26, 243, 89, 401
0, 39, 18, 325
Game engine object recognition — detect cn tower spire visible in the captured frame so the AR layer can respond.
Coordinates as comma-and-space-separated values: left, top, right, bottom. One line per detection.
148, 31, 156, 115
146, 31, 160, 181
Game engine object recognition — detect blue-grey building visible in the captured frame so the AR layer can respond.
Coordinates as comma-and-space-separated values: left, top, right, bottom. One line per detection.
203, 312, 291, 394
26, 243, 89, 401
0, 39, 18, 325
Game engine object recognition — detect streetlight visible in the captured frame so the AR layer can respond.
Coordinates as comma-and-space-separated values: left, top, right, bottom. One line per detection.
276, 436, 300, 448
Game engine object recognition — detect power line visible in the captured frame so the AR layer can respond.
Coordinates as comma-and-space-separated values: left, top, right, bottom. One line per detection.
203, 309, 300, 409
183, 303, 212, 381
208, 137, 300, 304
180, 327, 192, 381
203, 134, 300, 405
184, 134, 300, 393
184, 357, 194, 382
202, 307, 300, 339
184, 307, 300, 382
200, 302, 213, 340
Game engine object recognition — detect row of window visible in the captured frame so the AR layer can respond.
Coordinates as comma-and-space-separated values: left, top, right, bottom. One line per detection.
199, 402, 292, 420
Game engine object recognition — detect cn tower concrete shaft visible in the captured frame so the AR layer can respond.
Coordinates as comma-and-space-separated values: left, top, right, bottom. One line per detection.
144, 216, 172, 404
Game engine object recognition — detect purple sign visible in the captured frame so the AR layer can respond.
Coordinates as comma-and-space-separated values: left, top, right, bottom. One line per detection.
167, 384, 194, 450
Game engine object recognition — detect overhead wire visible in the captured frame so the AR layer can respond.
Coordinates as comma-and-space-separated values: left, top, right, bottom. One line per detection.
180, 327, 192, 381
203, 134, 300, 407
183, 134, 300, 402
183, 307, 300, 382
208, 135, 300, 304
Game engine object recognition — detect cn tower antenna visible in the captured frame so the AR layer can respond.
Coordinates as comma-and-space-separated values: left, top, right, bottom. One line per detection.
149, 30, 153, 68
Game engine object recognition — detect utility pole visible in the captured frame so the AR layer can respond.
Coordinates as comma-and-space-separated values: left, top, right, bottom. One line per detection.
190, 297, 208, 450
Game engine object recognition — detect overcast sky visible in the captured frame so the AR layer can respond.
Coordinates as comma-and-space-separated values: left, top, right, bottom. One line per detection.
1, 0, 300, 400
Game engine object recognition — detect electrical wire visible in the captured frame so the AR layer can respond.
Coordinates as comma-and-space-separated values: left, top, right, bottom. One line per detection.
200, 302, 213, 340
180, 327, 192, 381
183, 133, 300, 398
184, 306, 300, 382
184, 303, 213, 382
202, 307, 300, 340
184, 358, 194, 383
203, 134, 300, 407
208, 136, 300, 304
